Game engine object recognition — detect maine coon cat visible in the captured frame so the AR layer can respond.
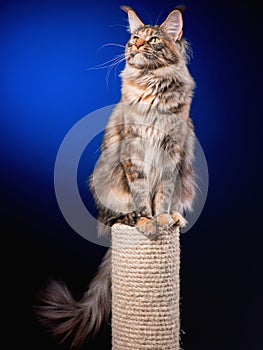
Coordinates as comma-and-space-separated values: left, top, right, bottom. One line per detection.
36, 6, 196, 348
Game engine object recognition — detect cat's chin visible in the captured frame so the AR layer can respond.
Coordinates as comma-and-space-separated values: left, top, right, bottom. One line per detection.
128, 53, 148, 68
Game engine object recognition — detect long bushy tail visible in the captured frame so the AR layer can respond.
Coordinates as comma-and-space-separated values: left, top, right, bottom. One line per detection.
35, 249, 112, 349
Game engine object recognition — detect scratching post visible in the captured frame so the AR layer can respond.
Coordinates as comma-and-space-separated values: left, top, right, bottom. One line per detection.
111, 223, 181, 350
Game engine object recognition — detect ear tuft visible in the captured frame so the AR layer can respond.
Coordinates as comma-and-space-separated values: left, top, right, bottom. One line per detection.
174, 5, 186, 14
120, 5, 132, 14
121, 5, 144, 33
160, 9, 183, 41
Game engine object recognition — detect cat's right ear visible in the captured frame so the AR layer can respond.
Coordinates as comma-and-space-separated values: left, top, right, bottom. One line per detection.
121, 6, 144, 33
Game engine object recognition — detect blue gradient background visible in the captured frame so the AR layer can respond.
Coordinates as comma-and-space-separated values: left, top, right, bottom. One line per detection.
2, 0, 262, 349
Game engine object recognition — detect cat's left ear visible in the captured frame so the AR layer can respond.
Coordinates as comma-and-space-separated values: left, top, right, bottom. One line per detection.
160, 10, 183, 41
121, 6, 144, 33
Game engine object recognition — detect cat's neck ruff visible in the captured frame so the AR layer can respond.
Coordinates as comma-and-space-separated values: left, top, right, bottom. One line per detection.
121, 64, 180, 81
120, 63, 194, 114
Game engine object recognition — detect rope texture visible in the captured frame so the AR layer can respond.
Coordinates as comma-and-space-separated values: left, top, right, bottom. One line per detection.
111, 223, 181, 350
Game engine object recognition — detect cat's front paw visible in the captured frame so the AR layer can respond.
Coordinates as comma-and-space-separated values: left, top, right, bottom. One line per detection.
155, 213, 174, 229
172, 212, 187, 228
135, 217, 157, 240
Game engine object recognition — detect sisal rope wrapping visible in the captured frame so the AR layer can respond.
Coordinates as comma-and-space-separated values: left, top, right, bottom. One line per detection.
111, 223, 181, 350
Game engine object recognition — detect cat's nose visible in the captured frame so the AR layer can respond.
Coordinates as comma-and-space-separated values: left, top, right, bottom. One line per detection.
135, 38, 145, 48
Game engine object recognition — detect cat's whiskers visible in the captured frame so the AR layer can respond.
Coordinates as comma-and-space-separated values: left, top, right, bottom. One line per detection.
97, 43, 126, 54
154, 10, 164, 26
105, 55, 127, 86
86, 53, 126, 71
90, 42, 127, 85
108, 24, 129, 29
86, 52, 127, 86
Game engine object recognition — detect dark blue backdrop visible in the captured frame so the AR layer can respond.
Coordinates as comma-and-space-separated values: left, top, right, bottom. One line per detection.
2, 1, 262, 349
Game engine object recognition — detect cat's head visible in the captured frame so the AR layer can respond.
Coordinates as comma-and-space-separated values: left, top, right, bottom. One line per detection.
122, 6, 187, 70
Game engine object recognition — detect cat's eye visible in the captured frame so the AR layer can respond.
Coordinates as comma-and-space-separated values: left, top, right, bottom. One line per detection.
149, 36, 160, 44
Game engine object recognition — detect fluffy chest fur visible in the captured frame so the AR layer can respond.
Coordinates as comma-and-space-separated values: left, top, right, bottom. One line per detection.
119, 62, 194, 182
121, 64, 194, 114
121, 104, 185, 180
